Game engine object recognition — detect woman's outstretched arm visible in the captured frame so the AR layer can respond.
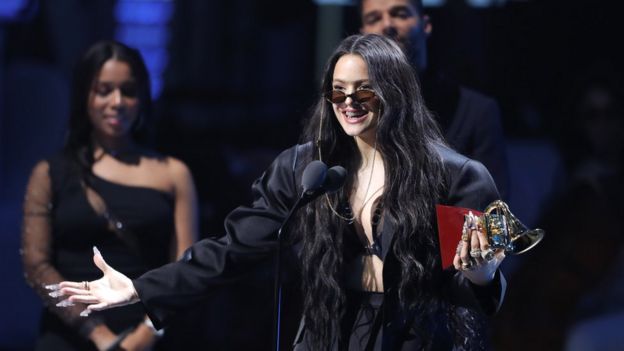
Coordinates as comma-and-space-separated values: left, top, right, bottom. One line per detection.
57, 246, 141, 314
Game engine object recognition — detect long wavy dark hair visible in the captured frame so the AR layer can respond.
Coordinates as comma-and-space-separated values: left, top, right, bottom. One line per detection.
297, 34, 447, 348
63, 40, 152, 175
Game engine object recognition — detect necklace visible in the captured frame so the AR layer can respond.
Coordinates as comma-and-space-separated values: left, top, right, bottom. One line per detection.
316, 108, 385, 223
327, 141, 383, 223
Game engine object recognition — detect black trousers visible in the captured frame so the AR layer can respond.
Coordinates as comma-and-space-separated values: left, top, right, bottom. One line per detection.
293, 290, 384, 351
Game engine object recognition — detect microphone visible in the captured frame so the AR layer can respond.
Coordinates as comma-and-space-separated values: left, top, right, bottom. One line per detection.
301, 160, 328, 196
324, 165, 347, 193
299, 161, 347, 206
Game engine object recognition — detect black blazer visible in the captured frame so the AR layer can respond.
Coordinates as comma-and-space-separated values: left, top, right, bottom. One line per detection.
133, 143, 506, 348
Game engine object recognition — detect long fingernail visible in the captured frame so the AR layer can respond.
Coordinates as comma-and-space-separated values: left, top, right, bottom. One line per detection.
45, 284, 60, 290
49, 290, 64, 298
80, 309, 90, 317
93, 246, 101, 256
56, 299, 75, 307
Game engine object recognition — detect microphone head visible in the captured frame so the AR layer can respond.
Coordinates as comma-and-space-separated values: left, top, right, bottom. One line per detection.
301, 160, 327, 193
324, 166, 347, 193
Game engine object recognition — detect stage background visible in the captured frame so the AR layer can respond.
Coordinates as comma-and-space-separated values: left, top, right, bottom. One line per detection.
1, 0, 621, 350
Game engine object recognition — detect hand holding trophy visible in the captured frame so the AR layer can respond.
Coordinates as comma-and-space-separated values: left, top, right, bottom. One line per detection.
440, 200, 545, 285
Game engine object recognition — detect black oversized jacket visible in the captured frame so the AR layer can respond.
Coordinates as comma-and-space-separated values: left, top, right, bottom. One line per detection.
133, 143, 506, 349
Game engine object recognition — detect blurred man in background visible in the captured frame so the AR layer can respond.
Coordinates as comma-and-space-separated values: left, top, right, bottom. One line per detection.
359, 0, 510, 199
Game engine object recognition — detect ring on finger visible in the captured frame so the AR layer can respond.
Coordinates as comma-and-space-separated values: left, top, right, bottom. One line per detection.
461, 232, 470, 242
468, 218, 479, 231
470, 249, 482, 258
83, 281, 89, 291
461, 221, 470, 241
456, 242, 463, 255
482, 249, 495, 261
461, 227, 470, 241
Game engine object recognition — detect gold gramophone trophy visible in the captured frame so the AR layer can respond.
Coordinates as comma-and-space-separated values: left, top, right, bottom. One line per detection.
479, 200, 544, 254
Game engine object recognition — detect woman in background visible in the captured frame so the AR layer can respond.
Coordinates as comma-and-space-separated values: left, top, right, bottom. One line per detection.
21, 41, 198, 351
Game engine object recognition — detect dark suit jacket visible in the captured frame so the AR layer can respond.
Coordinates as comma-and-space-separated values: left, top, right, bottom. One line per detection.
445, 87, 509, 201
423, 71, 509, 201
133, 142, 506, 349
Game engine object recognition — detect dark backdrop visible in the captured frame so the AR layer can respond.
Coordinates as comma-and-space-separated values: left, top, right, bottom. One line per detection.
1, 0, 621, 349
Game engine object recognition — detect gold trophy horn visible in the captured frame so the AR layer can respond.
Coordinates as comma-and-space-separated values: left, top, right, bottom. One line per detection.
479, 200, 544, 254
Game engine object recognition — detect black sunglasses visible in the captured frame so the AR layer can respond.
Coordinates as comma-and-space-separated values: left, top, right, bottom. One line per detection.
324, 90, 376, 104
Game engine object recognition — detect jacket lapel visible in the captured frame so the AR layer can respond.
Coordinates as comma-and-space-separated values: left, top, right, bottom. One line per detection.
379, 215, 395, 261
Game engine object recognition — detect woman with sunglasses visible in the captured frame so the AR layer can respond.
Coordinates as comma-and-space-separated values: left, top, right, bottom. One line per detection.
54, 34, 505, 350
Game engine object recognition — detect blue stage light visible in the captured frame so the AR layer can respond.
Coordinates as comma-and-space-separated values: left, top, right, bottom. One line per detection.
114, 0, 173, 99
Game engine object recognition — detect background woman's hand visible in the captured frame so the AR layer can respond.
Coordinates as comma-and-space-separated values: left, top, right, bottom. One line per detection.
55, 247, 140, 316
119, 323, 159, 351
88, 324, 122, 351
453, 211, 506, 285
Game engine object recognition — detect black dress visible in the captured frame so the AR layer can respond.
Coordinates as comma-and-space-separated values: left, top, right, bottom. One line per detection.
22, 153, 174, 350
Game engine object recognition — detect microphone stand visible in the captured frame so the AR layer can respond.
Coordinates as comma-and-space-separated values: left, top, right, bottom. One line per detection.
273, 193, 306, 351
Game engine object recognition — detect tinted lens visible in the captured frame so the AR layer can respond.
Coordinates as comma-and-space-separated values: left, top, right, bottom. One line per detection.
325, 90, 375, 104
326, 91, 347, 104
353, 90, 375, 103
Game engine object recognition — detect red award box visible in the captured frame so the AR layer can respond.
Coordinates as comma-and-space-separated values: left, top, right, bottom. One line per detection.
435, 204, 483, 269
